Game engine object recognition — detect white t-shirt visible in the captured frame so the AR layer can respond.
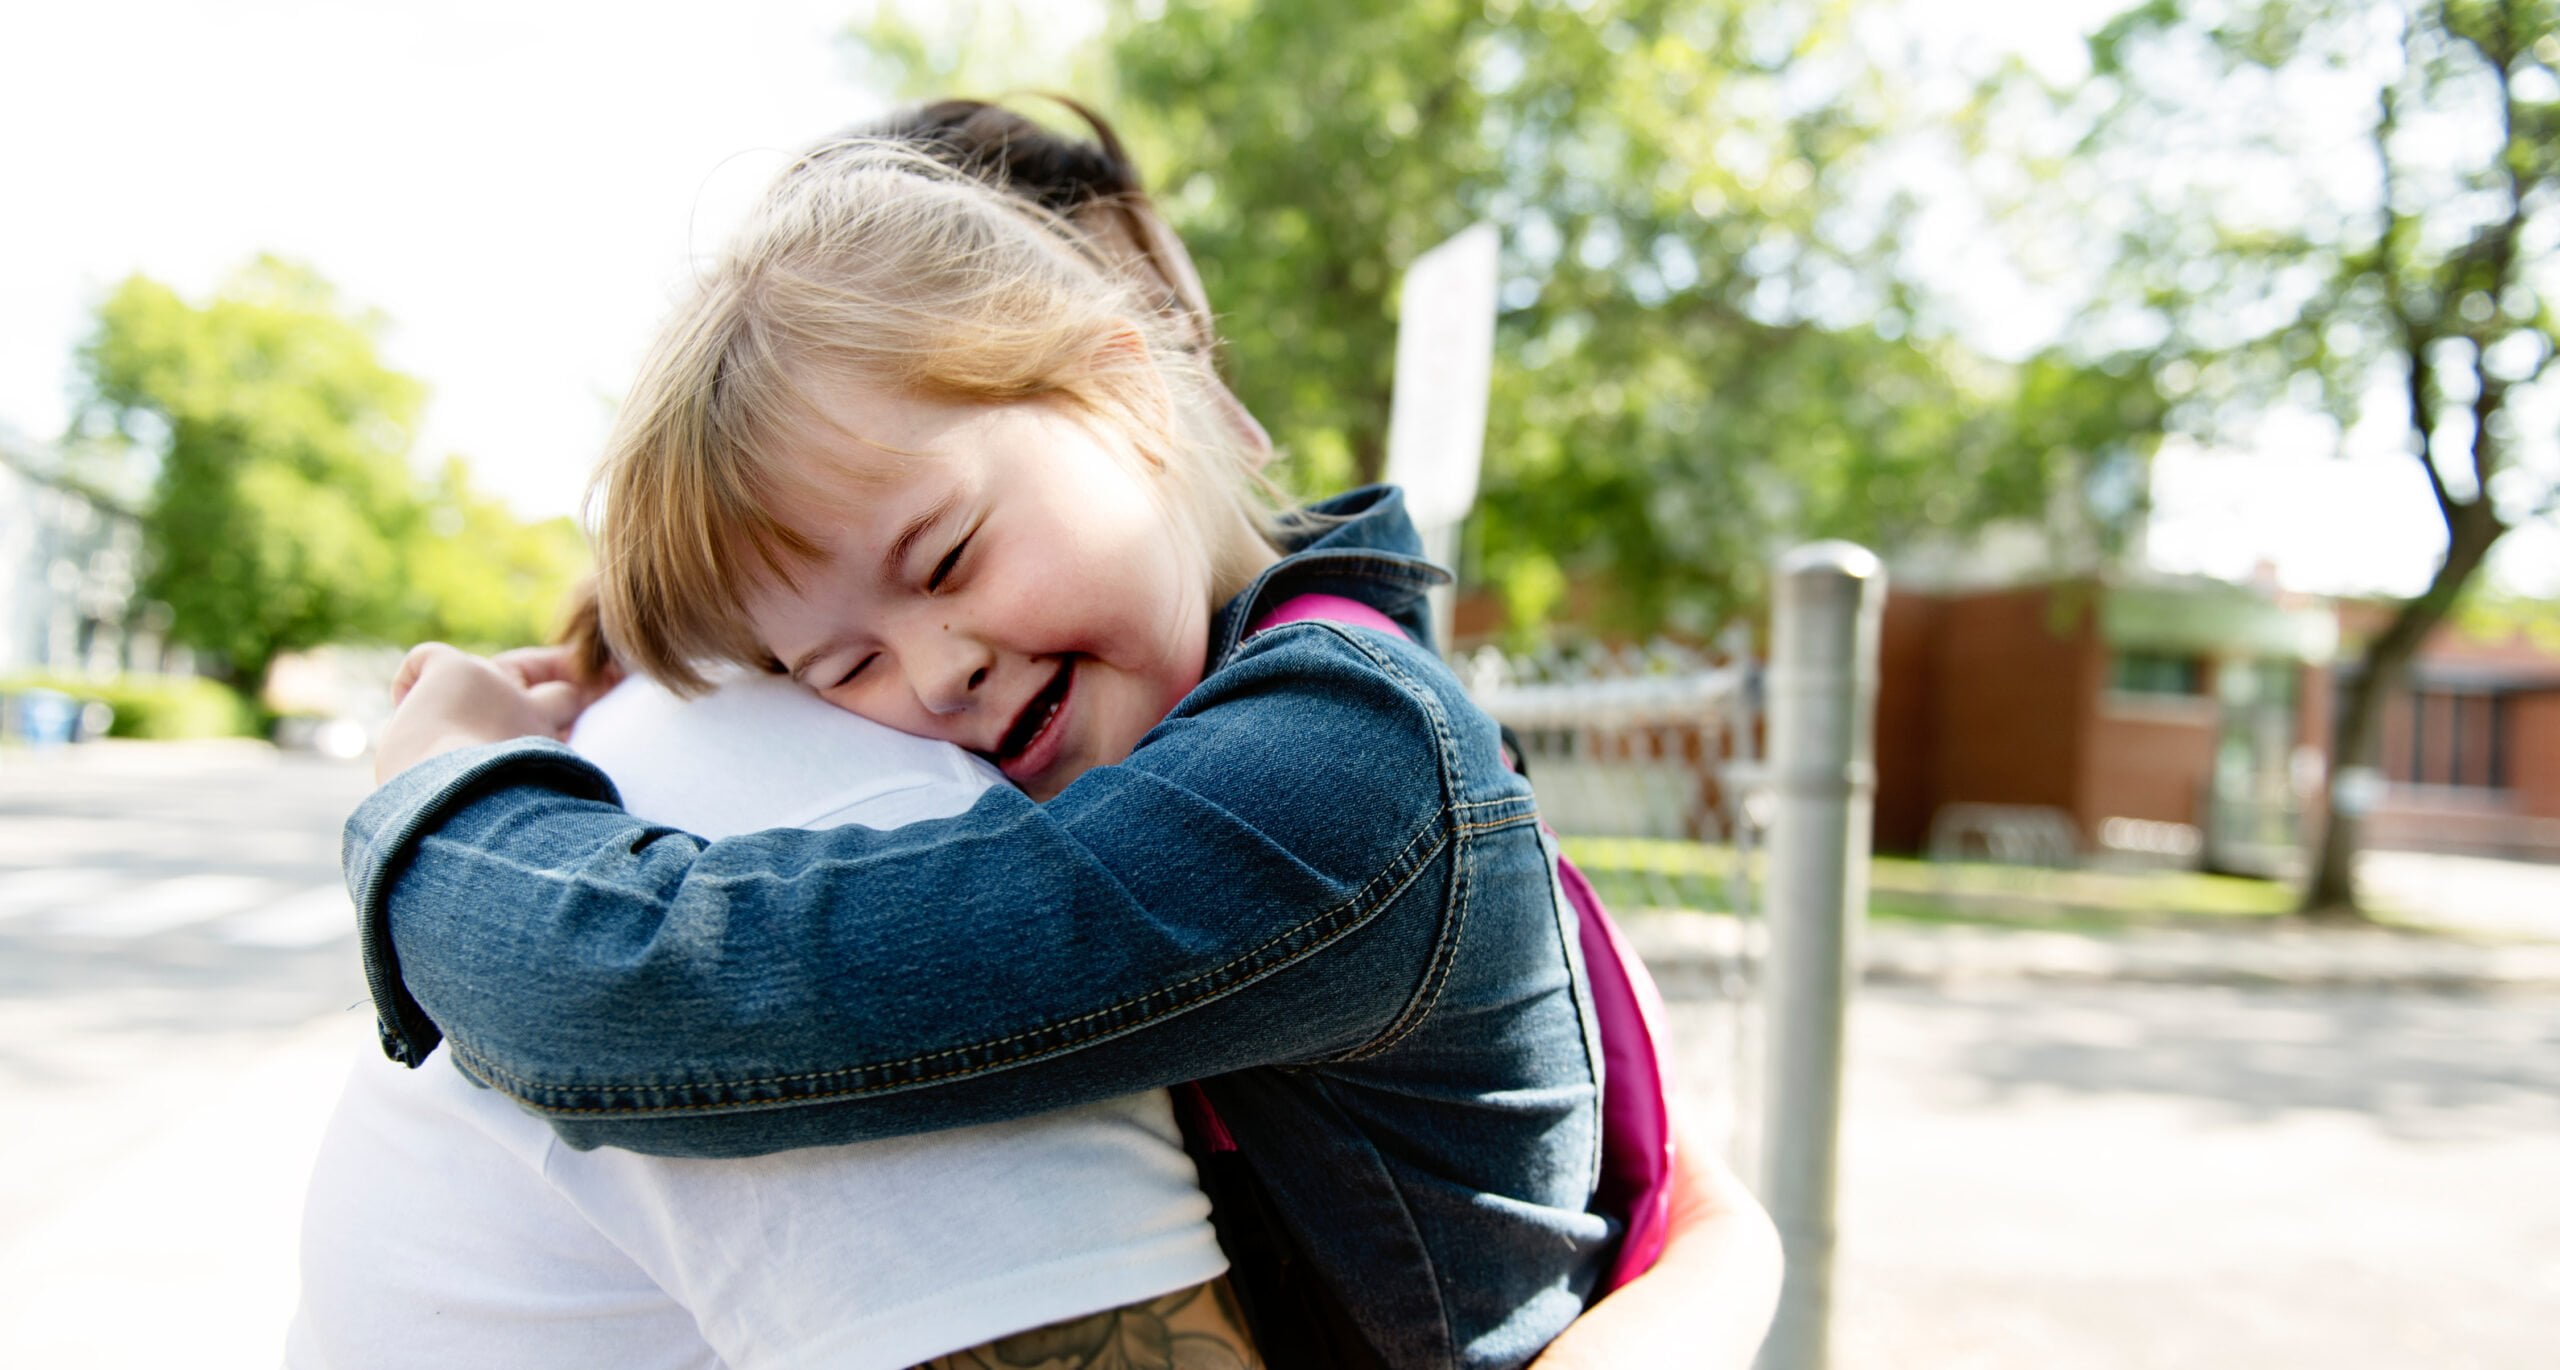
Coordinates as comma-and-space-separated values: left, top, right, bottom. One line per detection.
288, 673, 1225, 1370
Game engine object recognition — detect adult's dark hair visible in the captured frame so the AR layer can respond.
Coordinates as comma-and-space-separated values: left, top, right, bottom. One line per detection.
840, 95, 1212, 349
853, 95, 1146, 218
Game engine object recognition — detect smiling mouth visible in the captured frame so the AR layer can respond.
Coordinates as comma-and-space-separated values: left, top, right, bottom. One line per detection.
994, 658, 1076, 766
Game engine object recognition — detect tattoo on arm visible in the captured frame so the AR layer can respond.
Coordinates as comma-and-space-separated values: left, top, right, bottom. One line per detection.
911, 1277, 1262, 1370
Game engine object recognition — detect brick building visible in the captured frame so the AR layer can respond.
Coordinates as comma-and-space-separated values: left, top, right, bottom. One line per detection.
1876, 575, 2560, 865
2344, 603, 2560, 859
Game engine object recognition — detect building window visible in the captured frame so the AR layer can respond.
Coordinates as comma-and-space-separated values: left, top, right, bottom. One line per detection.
2391, 688, 2506, 791
2112, 651, 2204, 697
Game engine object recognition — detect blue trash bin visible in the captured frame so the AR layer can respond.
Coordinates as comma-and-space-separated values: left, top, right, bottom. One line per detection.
16, 689, 81, 746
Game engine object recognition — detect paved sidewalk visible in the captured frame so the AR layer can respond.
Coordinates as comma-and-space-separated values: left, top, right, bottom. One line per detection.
2360, 848, 2560, 943
1809, 982, 2560, 1370
1854, 919, 2560, 991
0, 1014, 363, 1369
1624, 893, 2560, 994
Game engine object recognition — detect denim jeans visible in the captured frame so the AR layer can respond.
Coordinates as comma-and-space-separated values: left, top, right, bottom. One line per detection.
345, 488, 1612, 1369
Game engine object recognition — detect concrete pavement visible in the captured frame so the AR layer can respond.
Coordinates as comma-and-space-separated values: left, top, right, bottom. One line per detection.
1, 1014, 365, 1368
1628, 910, 2560, 994
7, 740, 2558, 1366
1804, 982, 2560, 1370
14, 981, 2554, 1369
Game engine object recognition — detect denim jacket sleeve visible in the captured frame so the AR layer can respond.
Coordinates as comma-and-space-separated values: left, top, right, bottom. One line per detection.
344, 622, 1522, 1157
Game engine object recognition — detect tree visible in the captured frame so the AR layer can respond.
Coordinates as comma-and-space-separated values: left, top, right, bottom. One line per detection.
404, 457, 594, 652
75, 259, 425, 688
2071, 0, 2558, 917
1105, 0, 2159, 636
850, 0, 2153, 639
72, 258, 591, 688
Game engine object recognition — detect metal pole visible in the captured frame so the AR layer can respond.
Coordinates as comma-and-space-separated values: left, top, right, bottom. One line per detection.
1720, 619, 1761, 1185
1418, 522, 1460, 658
1757, 541, 1885, 1370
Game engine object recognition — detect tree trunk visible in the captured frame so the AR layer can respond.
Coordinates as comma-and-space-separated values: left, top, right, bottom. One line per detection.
2299, 507, 2503, 920
1352, 420, 1387, 488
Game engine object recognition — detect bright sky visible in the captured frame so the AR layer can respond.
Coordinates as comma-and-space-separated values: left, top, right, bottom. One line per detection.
2, 0, 2547, 598
1, 0, 888, 522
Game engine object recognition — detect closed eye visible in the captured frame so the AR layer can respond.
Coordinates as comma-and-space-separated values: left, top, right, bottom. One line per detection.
927, 530, 974, 592
833, 654, 878, 689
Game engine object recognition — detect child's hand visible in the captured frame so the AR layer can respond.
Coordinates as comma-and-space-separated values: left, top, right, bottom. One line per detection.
490, 642, 626, 706
374, 643, 597, 784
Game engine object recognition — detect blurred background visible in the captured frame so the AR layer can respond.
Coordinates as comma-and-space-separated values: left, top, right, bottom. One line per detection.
2, 0, 2555, 1365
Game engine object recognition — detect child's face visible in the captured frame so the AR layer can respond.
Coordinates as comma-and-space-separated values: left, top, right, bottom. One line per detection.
745, 377, 1217, 801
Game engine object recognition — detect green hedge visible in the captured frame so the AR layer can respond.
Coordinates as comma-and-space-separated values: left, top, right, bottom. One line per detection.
2, 673, 260, 741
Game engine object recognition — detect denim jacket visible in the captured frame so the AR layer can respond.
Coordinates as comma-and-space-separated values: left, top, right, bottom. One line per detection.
344, 487, 1611, 1370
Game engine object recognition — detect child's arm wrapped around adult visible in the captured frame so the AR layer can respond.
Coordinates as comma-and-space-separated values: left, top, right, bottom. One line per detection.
344, 625, 1494, 1158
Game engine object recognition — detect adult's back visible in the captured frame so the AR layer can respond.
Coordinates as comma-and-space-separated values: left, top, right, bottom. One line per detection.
288, 671, 1233, 1369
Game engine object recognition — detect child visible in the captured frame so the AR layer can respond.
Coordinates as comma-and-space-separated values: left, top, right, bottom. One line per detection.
357, 139, 1611, 1368
293, 104, 1283, 1370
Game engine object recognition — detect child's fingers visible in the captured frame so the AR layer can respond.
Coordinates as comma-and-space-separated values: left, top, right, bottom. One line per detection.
525, 679, 588, 740
373, 646, 551, 785
492, 644, 578, 689
390, 642, 458, 709
496, 644, 625, 711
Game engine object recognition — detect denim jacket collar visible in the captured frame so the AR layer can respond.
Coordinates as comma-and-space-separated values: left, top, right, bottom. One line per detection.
1208, 485, 1451, 665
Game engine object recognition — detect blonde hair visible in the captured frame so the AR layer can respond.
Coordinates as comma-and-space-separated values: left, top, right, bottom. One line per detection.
593, 139, 1283, 694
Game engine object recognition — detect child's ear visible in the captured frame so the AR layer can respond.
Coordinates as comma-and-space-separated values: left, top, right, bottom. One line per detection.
1085, 323, 1177, 470
1086, 321, 1154, 373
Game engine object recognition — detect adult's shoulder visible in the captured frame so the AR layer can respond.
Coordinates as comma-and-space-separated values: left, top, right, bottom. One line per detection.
571, 672, 1000, 838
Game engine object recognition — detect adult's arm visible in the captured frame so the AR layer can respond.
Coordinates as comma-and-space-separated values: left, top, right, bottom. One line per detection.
1527, 1112, 1783, 1370
346, 625, 1515, 1157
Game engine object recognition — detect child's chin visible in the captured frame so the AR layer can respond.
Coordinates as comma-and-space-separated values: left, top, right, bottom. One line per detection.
1022, 766, 1084, 802
1032, 737, 1142, 800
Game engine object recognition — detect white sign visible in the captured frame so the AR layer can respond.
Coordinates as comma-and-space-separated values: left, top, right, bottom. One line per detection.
1383, 223, 1500, 531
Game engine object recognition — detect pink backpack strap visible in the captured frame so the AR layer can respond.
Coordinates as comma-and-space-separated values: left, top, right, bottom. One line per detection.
1244, 591, 1678, 1292
1251, 591, 1404, 637
1556, 849, 1677, 1289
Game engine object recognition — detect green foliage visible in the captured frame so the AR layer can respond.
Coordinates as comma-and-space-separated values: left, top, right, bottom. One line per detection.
74, 259, 425, 686
1561, 835, 2312, 928
843, 0, 1112, 97
2066, 0, 2557, 513
405, 459, 592, 652
853, 0, 2166, 640
2455, 588, 2560, 649
70, 260, 591, 684
3, 673, 258, 740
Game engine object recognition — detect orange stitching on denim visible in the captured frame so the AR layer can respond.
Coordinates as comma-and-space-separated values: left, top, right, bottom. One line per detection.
1338, 845, 1469, 1062
1338, 814, 1539, 1062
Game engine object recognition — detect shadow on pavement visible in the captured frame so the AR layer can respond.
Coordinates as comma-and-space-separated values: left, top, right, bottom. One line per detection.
1928, 982, 2560, 1143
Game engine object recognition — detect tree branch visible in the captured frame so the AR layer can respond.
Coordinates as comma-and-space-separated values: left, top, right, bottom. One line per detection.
2525, 483, 2560, 525
2458, 0, 2526, 495
2408, 348, 2463, 535
2372, 45, 2466, 540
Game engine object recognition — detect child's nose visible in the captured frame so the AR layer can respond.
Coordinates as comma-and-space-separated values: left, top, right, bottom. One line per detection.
911, 630, 995, 717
